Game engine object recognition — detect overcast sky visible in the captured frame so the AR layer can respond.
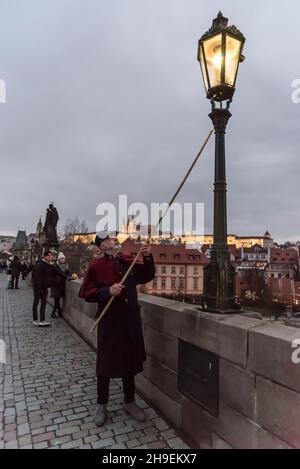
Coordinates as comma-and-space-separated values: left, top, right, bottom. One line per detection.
0, 0, 299, 242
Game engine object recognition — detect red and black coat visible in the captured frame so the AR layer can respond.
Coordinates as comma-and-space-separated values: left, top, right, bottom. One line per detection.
79, 253, 155, 378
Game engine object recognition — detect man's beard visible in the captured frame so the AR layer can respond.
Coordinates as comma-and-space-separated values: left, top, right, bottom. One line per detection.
105, 243, 121, 256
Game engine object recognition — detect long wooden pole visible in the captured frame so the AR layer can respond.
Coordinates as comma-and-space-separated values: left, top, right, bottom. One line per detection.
90, 129, 213, 332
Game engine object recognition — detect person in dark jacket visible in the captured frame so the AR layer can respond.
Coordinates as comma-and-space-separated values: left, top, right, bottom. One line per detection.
79, 231, 155, 426
51, 252, 70, 318
11, 256, 22, 289
21, 261, 28, 280
32, 251, 53, 327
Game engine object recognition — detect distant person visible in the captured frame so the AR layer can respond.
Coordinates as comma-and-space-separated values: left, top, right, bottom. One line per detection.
51, 252, 70, 318
32, 251, 53, 327
6, 257, 13, 289
11, 256, 22, 289
21, 261, 28, 280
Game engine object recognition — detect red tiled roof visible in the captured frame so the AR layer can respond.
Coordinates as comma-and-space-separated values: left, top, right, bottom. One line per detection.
121, 239, 210, 265
270, 247, 299, 264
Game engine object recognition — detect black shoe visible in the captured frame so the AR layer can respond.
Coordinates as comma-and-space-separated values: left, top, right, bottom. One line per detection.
51, 312, 58, 319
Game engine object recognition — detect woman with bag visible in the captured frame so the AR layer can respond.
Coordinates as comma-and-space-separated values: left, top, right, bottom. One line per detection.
51, 252, 70, 318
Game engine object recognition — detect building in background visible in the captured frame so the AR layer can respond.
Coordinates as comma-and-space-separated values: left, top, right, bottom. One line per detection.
13, 230, 30, 259
70, 227, 274, 249
235, 243, 300, 306
121, 239, 209, 300
66, 227, 300, 307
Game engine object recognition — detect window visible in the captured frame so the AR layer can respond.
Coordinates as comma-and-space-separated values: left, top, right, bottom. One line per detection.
179, 279, 184, 288
171, 279, 176, 288
193, 278, 198, 289
180, 267, 184, 275
160, 254, 166, 260
173, 254, 180, 260
162, 266, 166, 274
153, 279, 157, 288
171, 266, 176, 274
161, 279, 166, 288
194, 267, 198, 274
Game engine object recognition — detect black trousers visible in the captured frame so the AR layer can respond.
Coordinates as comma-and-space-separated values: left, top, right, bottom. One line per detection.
12, 275, 20, 289
54, 297, 62, 313
97, 376, 135, 405
32, 288, 48, 322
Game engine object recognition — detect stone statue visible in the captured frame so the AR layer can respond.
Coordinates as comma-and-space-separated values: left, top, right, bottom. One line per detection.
43, 203, 59, 247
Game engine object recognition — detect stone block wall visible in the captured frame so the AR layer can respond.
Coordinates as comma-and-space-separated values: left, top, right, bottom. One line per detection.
61, 281, 300, 449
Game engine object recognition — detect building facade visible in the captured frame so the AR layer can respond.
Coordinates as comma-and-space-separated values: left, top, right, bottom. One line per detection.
121, 240, 209, 297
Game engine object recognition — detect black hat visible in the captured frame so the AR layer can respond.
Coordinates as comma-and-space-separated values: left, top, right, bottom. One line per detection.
94, 233, 109, 247
95, 230, 119, 247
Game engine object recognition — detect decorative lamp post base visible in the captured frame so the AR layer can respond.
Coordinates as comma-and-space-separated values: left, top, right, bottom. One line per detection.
201, 248, 242, 315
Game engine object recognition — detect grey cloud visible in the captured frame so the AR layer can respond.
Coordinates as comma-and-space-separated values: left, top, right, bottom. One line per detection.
0, 0, 299, 242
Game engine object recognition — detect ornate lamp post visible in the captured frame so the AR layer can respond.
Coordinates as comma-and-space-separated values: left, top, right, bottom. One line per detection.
198, 12, 246, 313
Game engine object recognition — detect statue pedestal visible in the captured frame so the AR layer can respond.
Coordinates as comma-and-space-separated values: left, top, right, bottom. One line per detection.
42, 242, 60, 255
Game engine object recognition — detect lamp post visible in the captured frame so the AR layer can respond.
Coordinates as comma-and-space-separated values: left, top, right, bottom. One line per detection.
198, 12, 246, 313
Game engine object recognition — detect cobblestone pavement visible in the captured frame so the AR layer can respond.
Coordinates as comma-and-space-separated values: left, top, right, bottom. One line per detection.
0, 275, 190, 450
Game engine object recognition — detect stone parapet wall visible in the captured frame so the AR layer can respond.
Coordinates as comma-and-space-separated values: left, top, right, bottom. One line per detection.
62, 281, 300, 449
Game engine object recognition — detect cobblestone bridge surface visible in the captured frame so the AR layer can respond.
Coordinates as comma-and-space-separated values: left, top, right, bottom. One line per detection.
0, 275, 190, 450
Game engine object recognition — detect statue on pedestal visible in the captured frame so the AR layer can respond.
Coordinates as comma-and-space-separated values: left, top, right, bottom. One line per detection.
43, 203, 59, 250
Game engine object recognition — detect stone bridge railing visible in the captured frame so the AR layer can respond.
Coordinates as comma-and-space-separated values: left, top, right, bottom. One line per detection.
60, 280, 300, 449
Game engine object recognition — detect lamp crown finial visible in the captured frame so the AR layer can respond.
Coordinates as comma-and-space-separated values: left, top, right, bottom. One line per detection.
212, 11, 228, 29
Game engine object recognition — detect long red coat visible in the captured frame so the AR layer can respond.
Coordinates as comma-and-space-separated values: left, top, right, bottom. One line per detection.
79, 253, 155, 378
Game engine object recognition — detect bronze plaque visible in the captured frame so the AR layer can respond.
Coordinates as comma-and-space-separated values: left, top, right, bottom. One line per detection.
178, 340, 219, 416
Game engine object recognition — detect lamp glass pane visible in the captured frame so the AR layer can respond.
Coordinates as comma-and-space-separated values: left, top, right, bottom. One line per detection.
199, 45, 209, 92
225, 35, 242, 86
203, 33, 222, 88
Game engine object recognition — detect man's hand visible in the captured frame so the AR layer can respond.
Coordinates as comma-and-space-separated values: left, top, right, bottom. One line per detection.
110, 283, 123, 296
140, 244, 151, 257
